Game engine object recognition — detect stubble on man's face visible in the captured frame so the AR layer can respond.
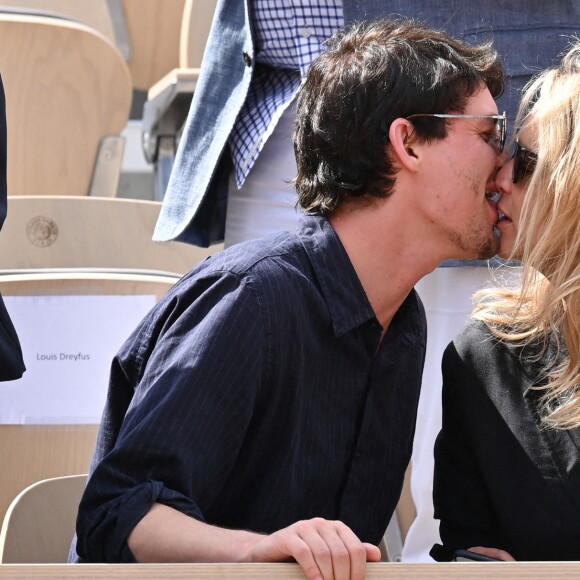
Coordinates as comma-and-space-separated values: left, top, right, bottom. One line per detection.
446, 175, 500, 260
447, 226, 499, 259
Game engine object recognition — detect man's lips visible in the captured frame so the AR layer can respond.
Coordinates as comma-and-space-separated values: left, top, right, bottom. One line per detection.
485, 191, 500, 224
485, 190, 502, 203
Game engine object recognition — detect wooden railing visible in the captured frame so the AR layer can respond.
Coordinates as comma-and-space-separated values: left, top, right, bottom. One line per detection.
0, 562, 579, 579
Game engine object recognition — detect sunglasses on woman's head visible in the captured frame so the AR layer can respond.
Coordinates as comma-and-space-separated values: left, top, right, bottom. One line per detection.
511, 138, 538, 184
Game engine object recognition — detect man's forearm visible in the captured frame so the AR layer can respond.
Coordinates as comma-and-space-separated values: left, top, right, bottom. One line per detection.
127, 502, 382, 580
127, 502, 261, 563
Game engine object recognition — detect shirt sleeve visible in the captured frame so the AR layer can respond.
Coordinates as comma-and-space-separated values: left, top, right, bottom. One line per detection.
76, 270, 267, 562
430, 340, 497, 561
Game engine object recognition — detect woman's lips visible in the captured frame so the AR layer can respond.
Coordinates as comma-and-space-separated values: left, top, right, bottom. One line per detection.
485, 192, 500, 223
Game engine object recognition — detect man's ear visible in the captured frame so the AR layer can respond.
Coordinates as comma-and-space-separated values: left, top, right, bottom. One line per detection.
388, 118, 421, 172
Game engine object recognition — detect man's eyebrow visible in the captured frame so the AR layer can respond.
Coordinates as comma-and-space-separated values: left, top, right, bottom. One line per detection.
473, 116, 501, 127
473, 114, 500, 121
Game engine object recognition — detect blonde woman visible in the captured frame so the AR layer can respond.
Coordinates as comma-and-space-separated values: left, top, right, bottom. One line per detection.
431, 41, 580, 562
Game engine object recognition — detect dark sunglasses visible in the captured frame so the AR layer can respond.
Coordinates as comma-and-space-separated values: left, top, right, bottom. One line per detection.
511, 138, 538, 184
407, 112, 507, 153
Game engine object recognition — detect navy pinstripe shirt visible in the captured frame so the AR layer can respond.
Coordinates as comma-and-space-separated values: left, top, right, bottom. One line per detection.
75, 214, 427, 563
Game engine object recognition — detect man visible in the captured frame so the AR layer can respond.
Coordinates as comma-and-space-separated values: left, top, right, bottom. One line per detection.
75, 19, 504, 578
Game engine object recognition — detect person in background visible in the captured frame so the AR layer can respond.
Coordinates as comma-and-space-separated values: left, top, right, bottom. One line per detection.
153, 1, 579, 560
154, 0, 343, 248
0, 75, 24, 382
432, 40, 580, 561
74, 19, 505, 578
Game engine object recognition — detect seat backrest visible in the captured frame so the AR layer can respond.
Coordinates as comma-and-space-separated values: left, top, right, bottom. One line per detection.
0, 1, 116, 43
0, 196, 221, 273
380, 464, 416, 562
0, 196, 221, 525
397, 463, 416, 546
0, 273, 180, 526
0, 14, 132, 196
121, 0, 185, 91
0, 474, 87, 563
179, 0, 218, 68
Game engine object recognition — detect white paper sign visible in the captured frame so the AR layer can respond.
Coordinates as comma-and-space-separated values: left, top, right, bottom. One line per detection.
0, 295, 156, 424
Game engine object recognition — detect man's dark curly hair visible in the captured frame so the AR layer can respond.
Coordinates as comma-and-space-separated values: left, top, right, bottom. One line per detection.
293, 18, 505, 215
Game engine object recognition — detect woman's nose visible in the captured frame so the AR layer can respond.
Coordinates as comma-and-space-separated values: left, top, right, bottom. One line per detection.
495, 159, 513, 196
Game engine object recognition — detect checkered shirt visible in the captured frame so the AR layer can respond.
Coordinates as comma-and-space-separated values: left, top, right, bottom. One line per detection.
229, 0, 344, 187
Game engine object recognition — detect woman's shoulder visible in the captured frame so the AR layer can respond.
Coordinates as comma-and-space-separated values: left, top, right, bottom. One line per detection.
447, 318, 517, 379
454, 318, 497, 352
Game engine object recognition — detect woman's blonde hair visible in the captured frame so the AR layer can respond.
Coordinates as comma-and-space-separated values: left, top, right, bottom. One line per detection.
474, 40, 580, 428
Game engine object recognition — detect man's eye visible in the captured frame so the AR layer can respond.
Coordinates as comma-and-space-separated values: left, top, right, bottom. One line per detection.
482, 131, 502, 151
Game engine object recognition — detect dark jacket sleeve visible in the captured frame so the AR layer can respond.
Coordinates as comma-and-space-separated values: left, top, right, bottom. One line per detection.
0, 74, 25, 381
430, 340, 497, 561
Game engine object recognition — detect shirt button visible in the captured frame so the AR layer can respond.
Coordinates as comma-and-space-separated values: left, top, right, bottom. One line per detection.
299, 27, 312, 38
242, 51, 252, 67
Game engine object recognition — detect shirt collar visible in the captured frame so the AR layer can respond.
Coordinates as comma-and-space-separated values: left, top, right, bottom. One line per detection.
298, 214, 377, 336
297, 214, 426, 343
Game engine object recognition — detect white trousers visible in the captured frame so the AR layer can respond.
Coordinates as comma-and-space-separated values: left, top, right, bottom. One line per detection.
224, 106, 301, 248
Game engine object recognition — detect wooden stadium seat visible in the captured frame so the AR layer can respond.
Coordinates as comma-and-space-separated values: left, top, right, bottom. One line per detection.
0, 13, 132, 196
0, 196, 221, 273
121, 0, 186, 92
0, 271, 179, 524
0, 1, 117, 46
0, 474, 87, 563
179, 0, 219, 70
381, 464, 416, 562
0, 196, 222, 524
0, 273, 178, 525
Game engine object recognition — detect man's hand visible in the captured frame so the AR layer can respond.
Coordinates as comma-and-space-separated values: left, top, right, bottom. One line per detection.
242, 517, 382, 580
129, 505, 381, 579
468, 546, 515, 561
